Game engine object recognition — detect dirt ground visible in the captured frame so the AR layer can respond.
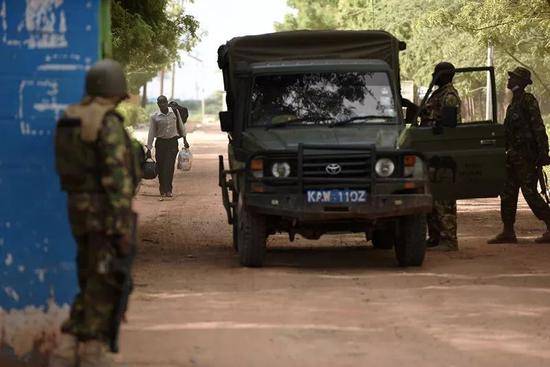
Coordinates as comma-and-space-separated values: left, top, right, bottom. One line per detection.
118, 124, 550, 367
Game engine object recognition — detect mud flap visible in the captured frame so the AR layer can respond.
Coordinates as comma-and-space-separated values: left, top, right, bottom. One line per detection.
219, 155, 237, 225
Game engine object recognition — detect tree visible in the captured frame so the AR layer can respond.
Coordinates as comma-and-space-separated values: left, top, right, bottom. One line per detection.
278, 2, 483, 102
112, 0, 200, 94
427, 0, 550, 113
277, 0, 550, 118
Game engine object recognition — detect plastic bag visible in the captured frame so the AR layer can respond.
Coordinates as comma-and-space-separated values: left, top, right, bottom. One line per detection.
177, 148, 193, 171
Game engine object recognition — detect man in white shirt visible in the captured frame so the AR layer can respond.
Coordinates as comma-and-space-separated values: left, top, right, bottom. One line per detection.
146, 95, 188, 200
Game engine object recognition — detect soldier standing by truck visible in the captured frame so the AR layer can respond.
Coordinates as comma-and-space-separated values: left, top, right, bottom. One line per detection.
488, 67, 550, 244
418, 62, 462, 251
50, 59, 140, 367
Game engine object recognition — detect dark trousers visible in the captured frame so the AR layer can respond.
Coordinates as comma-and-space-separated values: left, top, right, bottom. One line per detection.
62, 233, 123, 342
155, 137, 179, 195
501, 157, 550, 227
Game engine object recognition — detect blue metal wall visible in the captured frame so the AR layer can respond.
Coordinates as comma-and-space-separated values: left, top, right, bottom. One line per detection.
0, 0, 101, 362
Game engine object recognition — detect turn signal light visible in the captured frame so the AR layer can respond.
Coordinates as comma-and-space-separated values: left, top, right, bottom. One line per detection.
251, 159, 264, 178
251, 159, 263, 170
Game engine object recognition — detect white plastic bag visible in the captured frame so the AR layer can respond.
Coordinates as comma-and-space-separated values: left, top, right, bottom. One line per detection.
177, 148, 193, 171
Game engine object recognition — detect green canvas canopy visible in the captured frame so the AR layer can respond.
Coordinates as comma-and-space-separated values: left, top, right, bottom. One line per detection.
217, 30, 405, 116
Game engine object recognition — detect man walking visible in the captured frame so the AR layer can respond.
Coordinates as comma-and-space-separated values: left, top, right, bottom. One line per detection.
488, 67, 550, 244
419, 61, 462, 251
51, 59, 140, 366
146, 95, 188, 200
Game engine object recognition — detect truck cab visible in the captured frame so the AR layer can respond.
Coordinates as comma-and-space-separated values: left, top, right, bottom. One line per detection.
217, 30, 505, 267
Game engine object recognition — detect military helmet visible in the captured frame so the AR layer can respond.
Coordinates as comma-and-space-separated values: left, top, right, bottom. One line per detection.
433, 61, 456, 78
508, 67, 532, 85
85, 59, 129, 98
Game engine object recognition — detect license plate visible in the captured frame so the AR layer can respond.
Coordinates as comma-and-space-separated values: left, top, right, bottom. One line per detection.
306, 190, 367, 204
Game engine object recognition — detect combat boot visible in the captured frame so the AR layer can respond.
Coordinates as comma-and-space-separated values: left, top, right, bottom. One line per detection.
427, 240, 458, 252
79, 340, 116, 367
487, 230, 517, 244
534, 231, 550, 243
49, 333, 78, 367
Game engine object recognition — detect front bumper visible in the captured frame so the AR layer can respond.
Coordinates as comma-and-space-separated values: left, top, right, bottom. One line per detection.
245, 193, 433, 221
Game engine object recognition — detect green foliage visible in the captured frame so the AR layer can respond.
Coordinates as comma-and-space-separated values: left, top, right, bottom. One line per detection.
427, 0, 550, 107
278, 0, 550, 117
277, 0, 483, 85
112, 0, 200, 93
116, 102, 149, 127
275, 0, 339, 30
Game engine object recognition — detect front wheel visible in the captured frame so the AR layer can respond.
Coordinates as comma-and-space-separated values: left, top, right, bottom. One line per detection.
394, 215, 426, 267
371, 228, 395, 250
231, 191, 239, 252
237, 197, 267, 267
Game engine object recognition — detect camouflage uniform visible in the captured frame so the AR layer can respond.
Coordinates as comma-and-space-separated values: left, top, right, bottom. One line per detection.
420, 83, 462, 249
55, 97, 139, 344
500, 92, 550, 228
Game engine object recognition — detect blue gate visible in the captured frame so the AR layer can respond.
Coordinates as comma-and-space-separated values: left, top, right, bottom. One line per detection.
0, 0, 105, 364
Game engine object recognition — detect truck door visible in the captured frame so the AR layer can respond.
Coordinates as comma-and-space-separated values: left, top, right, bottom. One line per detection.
399, 67, 506, 200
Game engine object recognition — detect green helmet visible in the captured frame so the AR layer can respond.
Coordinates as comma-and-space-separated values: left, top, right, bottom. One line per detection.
85, 59, 129, 98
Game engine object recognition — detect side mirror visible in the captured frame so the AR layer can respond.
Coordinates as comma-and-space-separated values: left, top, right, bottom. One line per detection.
219, 111, 233, 132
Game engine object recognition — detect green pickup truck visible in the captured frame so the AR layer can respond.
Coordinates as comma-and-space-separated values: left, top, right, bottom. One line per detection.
217, 30, 505, 267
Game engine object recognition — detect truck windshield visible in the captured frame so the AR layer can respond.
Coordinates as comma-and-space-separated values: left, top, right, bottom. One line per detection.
249, 71, 397, 128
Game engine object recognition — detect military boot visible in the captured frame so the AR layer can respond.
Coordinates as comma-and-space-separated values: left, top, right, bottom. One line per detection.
534, 231, 550, 243
79, 340, 116, 367
49, 333, 78, 367
427, 240, 458, 252
487, 229, 517, 244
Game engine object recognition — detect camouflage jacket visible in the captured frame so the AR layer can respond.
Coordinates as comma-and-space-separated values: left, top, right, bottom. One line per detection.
419, 83, 462, 127
56, 98, 137, 237
504, 92, 549, 162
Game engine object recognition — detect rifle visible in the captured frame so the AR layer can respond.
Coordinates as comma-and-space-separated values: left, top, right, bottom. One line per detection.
109, 212, 138, 353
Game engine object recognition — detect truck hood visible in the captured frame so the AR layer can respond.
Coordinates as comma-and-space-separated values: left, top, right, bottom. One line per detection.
242, 125, 402, 152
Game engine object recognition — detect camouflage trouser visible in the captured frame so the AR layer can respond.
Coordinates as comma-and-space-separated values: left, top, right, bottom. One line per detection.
62, 232, 124, 343
500, 157, 550, 227
427, 200, 458, 247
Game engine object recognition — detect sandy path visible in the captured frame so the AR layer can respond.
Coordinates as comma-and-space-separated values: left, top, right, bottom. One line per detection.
118, 124, 550, 367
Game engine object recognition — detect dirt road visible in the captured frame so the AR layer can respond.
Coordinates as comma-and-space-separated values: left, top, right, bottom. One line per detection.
119, 124, 550, 367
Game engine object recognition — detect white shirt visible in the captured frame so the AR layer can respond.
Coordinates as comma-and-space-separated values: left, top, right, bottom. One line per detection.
146, 109, 186, 149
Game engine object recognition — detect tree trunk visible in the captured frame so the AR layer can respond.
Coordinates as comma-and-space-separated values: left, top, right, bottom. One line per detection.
160, 69, 165, 96
141, 82, 148, 108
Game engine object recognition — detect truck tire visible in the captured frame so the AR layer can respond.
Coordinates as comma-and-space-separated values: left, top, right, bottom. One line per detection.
395, 215, 426, 267
232, 191, 239, 252
371, 229, 395, 249
237, 199, 267, 267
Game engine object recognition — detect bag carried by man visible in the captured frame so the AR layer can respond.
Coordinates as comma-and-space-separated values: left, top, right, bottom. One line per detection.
177, 148, 193, 171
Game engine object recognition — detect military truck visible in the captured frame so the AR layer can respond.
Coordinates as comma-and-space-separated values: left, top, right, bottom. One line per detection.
217, 30, 505, 267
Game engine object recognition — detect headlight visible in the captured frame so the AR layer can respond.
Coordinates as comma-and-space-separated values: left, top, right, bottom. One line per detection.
271, 162, 291, 178
375, 158, 395, 177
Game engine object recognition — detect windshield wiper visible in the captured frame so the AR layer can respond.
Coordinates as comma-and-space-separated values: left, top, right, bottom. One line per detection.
264, 115, 332, 129
330, 115, 394, 127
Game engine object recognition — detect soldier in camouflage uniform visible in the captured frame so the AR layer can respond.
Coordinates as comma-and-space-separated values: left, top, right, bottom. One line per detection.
488, 67, 550, 244
50, 59, 141, 367
419, 62, 461, 251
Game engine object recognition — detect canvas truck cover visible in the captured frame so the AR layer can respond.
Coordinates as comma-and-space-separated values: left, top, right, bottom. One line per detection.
217, 30, 405, 114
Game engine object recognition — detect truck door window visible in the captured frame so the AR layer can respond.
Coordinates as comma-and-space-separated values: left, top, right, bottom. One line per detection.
452, 70, 495, 124
249, 71, 397, 127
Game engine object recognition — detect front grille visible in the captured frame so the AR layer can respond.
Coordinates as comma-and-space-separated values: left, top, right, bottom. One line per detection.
299, 147, 374, 190
302, 154, 372, 178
